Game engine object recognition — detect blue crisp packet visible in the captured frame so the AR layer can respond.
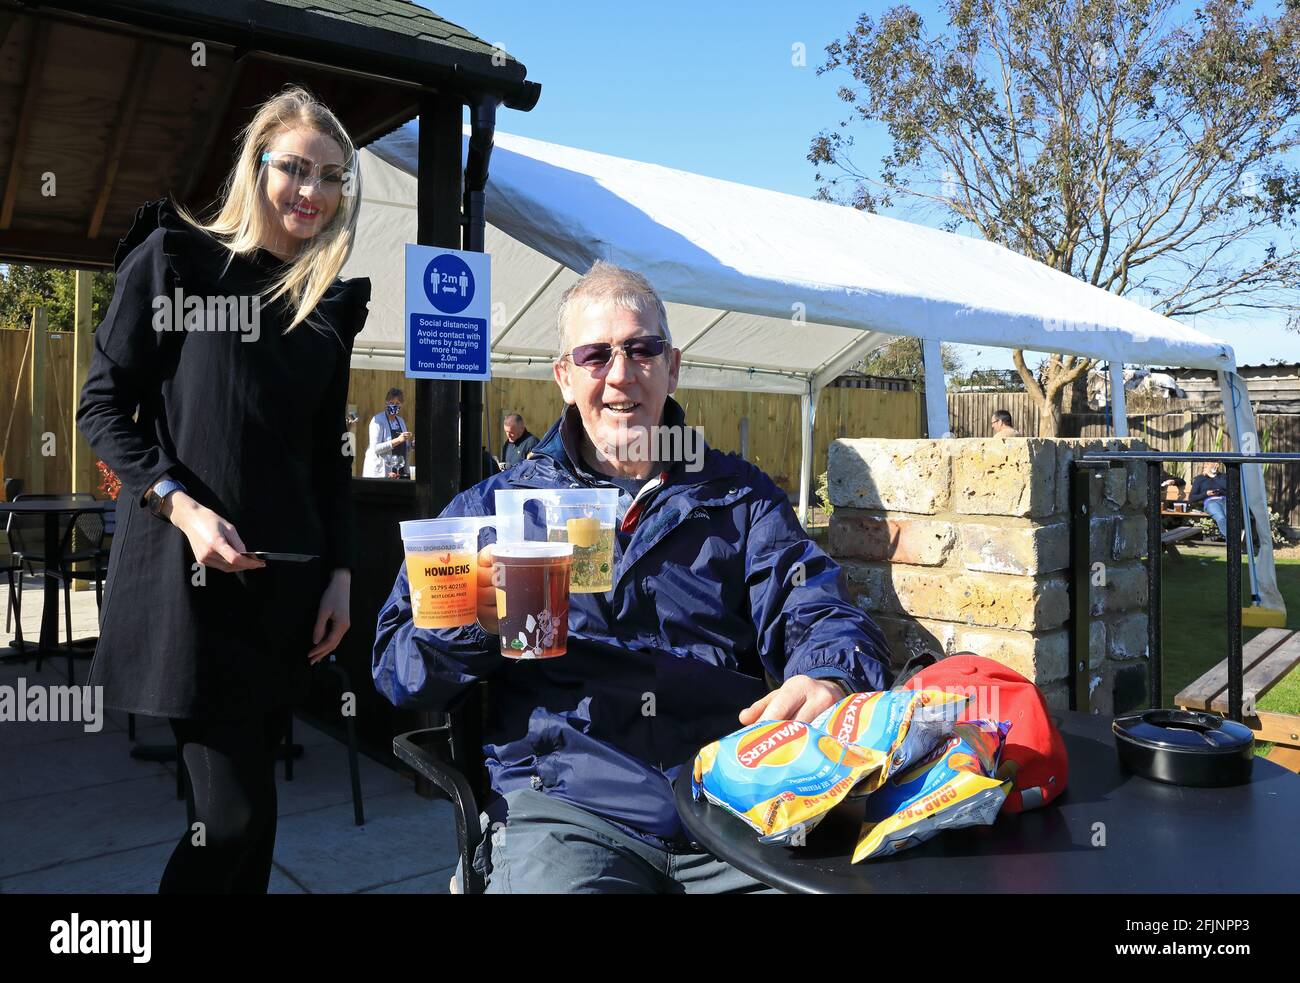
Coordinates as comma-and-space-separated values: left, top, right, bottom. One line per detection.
853, 719, 1012, 862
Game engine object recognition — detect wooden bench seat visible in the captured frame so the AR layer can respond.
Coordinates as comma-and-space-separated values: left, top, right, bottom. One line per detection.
1175, 629, 1300, 770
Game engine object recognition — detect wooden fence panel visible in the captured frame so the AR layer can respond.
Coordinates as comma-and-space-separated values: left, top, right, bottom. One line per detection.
1, 325, 74, 495
947, 391, 1041, 437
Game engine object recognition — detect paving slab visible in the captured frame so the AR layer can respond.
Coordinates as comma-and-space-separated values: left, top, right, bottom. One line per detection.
360, 864, 457, 894
0, 841, 307, 894
0, 771, 185, 879
2, 726, 166, 805
271, 790, 459, 894
0, 582, 458, 893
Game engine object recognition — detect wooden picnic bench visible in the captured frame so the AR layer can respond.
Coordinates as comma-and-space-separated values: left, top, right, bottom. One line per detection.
1176, 628, 1300, 772
1159, 503, 1213, 558
1161, 525, 1200, 552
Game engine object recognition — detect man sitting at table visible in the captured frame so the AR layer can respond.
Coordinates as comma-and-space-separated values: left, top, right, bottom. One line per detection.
372, 261, 893, 894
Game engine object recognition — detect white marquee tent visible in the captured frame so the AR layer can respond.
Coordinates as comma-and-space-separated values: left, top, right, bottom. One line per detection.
342, 121, 1283, 615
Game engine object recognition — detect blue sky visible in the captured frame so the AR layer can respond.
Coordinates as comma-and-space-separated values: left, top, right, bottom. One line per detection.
425, 0, 1298, 373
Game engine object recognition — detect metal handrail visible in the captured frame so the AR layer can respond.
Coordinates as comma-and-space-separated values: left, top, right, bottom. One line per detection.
1080, 451, 1299, 465
1070, 450, 1299, 722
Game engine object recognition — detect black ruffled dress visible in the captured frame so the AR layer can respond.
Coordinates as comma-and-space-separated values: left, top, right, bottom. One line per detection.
76, 199, 372, 720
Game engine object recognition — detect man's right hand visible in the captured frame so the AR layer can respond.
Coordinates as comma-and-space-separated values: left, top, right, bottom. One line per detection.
391, 432, 410, 447
166, 492, 267, 573
476, 544, 499, 633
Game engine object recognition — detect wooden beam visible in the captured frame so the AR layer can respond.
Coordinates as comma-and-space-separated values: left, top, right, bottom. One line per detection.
1, 19, 51, 230
28, 306, 48, 494
415, 93, 463, 523
71, 269, 97, 587
0, 230, 116, 268
71, 270, 96, 495
88, 42, 158, 239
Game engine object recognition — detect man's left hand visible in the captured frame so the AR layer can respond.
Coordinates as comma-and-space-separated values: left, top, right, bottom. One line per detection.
738, 675, 845, 726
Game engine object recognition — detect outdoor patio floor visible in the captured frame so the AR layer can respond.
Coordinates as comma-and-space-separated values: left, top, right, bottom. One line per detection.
0, 576, 460, 894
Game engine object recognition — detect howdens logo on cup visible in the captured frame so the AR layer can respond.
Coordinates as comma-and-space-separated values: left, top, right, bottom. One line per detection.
737, 721, 808, 768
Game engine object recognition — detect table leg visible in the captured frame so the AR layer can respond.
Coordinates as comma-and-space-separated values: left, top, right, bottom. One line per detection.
40, 512, 60, 653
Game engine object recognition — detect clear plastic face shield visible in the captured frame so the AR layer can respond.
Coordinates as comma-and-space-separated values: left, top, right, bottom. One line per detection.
259, 150, 357, 199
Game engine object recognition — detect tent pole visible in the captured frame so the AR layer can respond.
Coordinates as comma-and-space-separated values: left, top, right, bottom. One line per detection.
797, 385, 817, 527
921, 338, 948, 438
1216, 369, 1285, 618
1110, 362, 1129, 436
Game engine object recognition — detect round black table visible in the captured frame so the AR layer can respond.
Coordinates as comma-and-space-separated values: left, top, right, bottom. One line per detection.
675, 710, 1300, 893
1, 497, 115, 676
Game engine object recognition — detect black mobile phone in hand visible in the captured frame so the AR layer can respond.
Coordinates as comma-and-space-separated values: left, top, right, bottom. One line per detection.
240, 551, 319, 562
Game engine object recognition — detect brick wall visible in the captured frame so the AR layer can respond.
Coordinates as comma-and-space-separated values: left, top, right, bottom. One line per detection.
827, 437, 1151, 713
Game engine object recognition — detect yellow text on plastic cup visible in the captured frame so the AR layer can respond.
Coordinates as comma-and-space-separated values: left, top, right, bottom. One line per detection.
400, 519, 482, 629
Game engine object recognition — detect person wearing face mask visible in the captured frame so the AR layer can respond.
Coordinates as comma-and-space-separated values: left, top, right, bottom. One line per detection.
76, 86, 370, 894
364, 387, 413, 478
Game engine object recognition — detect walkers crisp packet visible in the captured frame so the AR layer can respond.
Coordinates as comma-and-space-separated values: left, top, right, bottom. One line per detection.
811, 689, 970, 795
852, 719, 1012, 863
691, 719, 885, 844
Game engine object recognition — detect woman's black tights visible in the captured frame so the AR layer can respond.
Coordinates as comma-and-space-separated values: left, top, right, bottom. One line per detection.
159, 707, 291, 894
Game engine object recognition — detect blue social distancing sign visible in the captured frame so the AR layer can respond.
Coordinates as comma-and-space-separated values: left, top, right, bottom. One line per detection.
404, 244, 491, 381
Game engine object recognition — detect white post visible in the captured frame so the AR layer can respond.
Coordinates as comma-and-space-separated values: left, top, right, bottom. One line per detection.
797, 388, 816, 527
921, 338, 949, 437
1110, 362, 1129, 436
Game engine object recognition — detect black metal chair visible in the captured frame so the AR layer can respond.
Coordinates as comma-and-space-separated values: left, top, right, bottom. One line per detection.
284, 656, 367, 826
6, 494, 96, 678
50, 507, 109, 612
2, 512, 24, 643
171, 657, 368, 825
393, 680, 488, 894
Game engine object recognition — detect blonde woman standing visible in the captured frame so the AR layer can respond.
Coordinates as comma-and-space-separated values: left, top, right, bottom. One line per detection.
76, 87, 371, 893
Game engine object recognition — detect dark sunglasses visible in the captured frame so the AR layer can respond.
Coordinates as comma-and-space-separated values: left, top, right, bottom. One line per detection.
564, 335, 668, 369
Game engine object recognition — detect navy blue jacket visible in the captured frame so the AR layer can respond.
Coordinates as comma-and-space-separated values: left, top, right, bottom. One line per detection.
372, 398, 892, 849
1190, 472, 1228, 507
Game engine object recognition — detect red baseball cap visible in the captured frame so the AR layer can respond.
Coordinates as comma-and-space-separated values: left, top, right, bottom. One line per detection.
905, 653, 1068, 813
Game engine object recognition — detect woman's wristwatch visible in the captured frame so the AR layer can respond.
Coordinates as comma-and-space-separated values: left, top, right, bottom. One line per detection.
146, 478, 186, 517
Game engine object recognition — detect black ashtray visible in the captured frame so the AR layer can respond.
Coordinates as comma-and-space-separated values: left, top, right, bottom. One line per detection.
1113, 709, 1254, 787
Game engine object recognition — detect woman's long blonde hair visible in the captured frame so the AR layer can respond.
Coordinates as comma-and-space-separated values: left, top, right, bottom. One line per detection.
176, 86, 361, 336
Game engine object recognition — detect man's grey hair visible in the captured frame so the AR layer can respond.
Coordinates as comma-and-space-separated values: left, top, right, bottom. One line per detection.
505, 413, 524, 426
556, 260, 672, 358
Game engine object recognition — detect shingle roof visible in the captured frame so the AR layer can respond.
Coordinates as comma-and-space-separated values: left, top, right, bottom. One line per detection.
267, 0, 520, 68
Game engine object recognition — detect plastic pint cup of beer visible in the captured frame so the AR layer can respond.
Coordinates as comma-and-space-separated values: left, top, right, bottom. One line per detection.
492, 541, 574, 658
495, 489, 618, 594
400, 518, 483, 629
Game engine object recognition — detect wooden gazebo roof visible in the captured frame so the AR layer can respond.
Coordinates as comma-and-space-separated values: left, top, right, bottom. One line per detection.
0, 0, 540, 268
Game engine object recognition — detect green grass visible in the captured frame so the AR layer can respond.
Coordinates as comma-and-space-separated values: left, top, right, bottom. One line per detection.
1159, 544, 1300, 754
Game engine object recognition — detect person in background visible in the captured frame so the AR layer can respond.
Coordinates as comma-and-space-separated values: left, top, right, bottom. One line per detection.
1190, 461, 1229, 539
990, 409, 1020, 437
499, 412, 538, 470
364, 387, 412, 478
